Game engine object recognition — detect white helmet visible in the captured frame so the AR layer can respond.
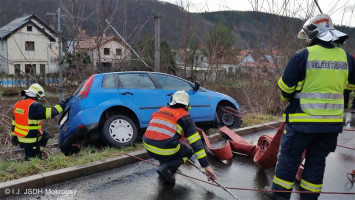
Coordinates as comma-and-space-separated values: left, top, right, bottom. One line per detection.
297, 14, 347, 42
25, 83, 45, 99
169, 90, 189, 109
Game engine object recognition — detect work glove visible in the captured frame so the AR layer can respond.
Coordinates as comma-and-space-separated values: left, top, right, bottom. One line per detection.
205, 166, 217, 181
11, 136, 19, 146
59, 96, 71, 109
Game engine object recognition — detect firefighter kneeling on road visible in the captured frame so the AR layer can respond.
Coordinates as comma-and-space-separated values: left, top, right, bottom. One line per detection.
143, 90, 217, 184
11, 83, 67, 160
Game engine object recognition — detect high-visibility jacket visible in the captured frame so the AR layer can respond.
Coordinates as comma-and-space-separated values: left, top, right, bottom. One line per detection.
11, 98, 64, 144
13, 99, 42, 137
290, 45, 347, 122
143, 106, 209, 168
144, 106, 189, 142
278, 42, 355, 133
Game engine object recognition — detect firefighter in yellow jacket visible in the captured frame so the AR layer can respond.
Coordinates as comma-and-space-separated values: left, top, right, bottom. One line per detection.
143, 90, 217, 184
265, 14, 355, 200
11, 83, 67, 160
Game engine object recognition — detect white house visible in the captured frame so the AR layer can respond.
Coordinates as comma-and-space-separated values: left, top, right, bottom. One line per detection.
74, 36, 131, 70
0, 14, 61, 75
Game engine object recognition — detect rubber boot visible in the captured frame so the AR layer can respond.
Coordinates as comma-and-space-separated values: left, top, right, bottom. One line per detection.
263, 187, 290, 200
156, 163, 175, 184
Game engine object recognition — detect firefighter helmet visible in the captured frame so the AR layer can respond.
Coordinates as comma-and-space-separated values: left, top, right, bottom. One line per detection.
25, 83, 45, 99
169, 90, 190, 109
297, 14, 347, 42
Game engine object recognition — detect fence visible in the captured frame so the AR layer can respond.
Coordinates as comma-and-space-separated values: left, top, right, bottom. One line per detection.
0, 74, 60, 88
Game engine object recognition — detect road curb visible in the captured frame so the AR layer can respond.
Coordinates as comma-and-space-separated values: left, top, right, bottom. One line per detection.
0, 121, 282, 198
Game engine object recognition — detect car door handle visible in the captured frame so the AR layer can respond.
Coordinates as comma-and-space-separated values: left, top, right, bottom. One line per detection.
121, 92, 133, 95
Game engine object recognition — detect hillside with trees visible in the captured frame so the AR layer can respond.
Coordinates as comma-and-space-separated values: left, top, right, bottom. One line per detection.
1, 0, 354, 54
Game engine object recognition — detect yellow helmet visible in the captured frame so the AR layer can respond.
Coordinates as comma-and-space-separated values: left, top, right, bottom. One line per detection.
170, 90, 189, 108
25, 83, 45, 99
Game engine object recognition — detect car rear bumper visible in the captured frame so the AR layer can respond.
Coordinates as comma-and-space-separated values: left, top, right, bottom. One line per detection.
59, 123, 98, 154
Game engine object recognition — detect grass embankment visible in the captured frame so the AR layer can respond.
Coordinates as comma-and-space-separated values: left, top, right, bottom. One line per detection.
240, 113, 282, 127
0, 143, 144, 182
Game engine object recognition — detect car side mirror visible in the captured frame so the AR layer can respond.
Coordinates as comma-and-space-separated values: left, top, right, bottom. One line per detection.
193, 81, 200, 91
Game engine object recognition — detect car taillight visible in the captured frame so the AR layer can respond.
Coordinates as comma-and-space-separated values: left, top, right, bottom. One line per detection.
78, 75, 94, 100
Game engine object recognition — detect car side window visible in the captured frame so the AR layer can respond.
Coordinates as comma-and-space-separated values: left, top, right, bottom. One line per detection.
152, 74, 193, 90
102, 74, 118, 88
118, 73, 156, 89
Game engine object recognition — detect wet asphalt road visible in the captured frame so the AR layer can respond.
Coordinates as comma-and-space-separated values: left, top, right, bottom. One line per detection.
4, 112, 355, 200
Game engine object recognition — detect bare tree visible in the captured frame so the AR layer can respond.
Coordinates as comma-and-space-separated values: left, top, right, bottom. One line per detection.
204, 21, 236, 82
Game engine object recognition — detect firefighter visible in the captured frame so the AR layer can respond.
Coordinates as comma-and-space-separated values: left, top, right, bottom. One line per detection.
11, 83, 67, 160
265, 14, 355, 200
344, 89, 355, 112
143, 90, 217, 184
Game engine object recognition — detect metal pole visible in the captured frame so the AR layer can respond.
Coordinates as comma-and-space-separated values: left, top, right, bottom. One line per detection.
187, 159, 240, 200
154, 16, 160, 71
57, 7, 63, 101
314, 0, 323, 13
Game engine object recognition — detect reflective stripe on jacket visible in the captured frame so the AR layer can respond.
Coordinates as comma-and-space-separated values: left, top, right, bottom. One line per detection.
13, 99, 42, 137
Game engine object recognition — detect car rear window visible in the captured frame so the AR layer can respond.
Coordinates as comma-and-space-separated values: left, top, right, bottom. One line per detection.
151, 73, 193, 90
118, 73, 156, 89
73, 78, 87, 96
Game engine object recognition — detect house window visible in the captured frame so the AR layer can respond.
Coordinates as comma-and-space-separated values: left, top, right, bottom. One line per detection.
25, 64, 36, 74
104, 48, 110, 55
25, 41, 35, 51
116, 48, 122, 56
27, 26, 32, 32
14, 64, 21, 74
40, 64, 45, 74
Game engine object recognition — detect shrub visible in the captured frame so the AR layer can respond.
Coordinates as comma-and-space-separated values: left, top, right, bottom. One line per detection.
2, 88, 19, 97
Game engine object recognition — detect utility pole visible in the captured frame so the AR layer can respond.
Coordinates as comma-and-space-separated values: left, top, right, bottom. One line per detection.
154, 16, 160, 72
57, 8, 63, 101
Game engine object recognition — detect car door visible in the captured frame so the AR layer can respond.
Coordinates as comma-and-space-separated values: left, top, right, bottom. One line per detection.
150, 73, 212, 122
118, 72, 167, 125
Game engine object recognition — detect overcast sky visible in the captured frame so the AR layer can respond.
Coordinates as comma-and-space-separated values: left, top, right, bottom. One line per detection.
159, 0, 355, 27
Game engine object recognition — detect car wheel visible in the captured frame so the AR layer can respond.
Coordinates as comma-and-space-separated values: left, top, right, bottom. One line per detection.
102, 114, 138, 147
62, 143, 82, 156
217, 106, 241, 129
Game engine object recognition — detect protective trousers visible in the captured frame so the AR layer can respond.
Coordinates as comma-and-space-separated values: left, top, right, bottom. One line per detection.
21, 131, 50, 160
272, 124, 338, 200
147, 142, 194, 173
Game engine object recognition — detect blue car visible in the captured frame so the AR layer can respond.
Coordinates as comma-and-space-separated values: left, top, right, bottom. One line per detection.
58, 71, 241, 155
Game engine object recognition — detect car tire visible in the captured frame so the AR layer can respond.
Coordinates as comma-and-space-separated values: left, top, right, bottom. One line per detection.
217, 106, 241, 129
102, 114, 138, 147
